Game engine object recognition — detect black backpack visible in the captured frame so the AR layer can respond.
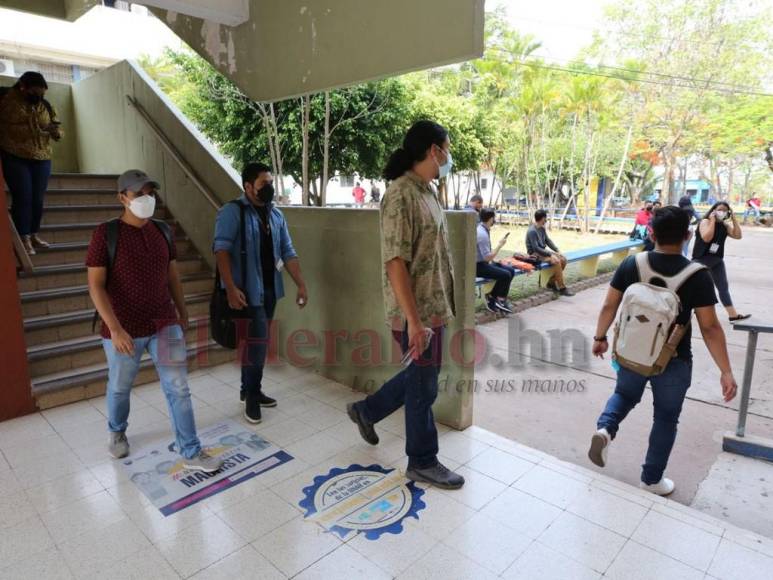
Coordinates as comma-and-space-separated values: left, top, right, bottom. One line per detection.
91, 218, 174, 333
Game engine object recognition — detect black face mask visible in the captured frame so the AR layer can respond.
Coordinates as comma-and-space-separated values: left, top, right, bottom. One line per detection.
256, 183, 275, 204
25, 94, 43, 105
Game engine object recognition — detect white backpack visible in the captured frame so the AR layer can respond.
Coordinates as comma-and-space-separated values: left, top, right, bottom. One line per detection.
612, 252, 705, 376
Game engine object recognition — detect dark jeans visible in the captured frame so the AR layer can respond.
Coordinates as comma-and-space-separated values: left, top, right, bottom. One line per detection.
358, 325, 444, 469
1, 150, 52, 236
597, 357, 692, 484
239, 288, 277, 396
476, 261, 516, 299
697, 258, 732, 307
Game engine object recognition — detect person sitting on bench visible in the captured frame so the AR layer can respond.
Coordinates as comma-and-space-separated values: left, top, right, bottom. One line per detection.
526, 209, 574, 297
476, 208, 515, 314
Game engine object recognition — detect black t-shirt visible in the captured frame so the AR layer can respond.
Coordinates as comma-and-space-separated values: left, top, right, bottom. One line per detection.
610, 252, 717, 360
256, 206, 275, 293
692, 219, 728, 262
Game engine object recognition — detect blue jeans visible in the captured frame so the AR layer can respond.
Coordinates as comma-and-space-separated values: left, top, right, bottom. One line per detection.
358, 325, 444, 469
240, 288, 277, 396
1, 150, 52, 236
597, 357, 692, 484
742, 206, 760, 224
102, 324, 202, 459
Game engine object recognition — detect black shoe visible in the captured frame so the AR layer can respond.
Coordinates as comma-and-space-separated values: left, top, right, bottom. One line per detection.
485, 297, 499, 313
346, 403, 379, 445
406, 462, 465, 490
494, 300, 513, 314
244, 394, 262, 424
559, 287, 575, 297
546, 280, 558, 291
257, 391, 277, 408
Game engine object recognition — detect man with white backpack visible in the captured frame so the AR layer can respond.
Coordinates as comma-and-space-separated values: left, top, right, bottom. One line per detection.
588, 206, 738, 496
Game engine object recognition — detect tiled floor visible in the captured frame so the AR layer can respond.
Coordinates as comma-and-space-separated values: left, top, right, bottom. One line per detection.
1, 363, 773, 579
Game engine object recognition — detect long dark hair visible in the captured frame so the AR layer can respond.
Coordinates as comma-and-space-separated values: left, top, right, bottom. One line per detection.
13, 71, 55, 118
383, 120, 448, 181
702, 201, 730, 221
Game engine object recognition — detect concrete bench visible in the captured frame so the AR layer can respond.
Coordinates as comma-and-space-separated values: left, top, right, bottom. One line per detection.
475, 238, 643, 297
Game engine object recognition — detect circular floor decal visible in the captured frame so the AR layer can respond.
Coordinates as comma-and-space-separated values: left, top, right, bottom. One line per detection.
299, 464, 426, 540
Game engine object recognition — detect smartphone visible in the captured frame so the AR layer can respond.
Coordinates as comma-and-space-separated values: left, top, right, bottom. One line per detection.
401, 328, 434, 367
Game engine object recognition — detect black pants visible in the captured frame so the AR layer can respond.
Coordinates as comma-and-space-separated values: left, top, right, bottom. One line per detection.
240, 287, 277, 395
476, 261, 516, 299
1, 150, 52, 236
697, 258, 733, 307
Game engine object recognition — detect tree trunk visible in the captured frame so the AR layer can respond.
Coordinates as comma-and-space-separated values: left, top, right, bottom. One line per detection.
594, 122, 633, 234
301, 95, 311, 206
320, 91, 331, 207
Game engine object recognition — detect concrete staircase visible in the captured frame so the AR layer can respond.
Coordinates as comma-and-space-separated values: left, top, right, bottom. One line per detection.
15, 173, 233, 410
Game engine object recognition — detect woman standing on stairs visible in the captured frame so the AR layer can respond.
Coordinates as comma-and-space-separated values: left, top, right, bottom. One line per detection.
0, 71, 61, 255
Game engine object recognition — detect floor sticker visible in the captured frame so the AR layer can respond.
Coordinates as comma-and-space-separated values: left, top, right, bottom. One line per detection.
300, 464, 426, 540
121, 419, 293, 515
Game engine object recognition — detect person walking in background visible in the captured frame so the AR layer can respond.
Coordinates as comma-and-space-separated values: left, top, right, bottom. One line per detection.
465, 194, 484, 221
370, 180, 381, 204
0, 71, 62, 255
213, 162, 308, 424
87, 169, 222, 472
476, 208, 514, 314
526, 209, 574, 297
742, 194, 762, 224
678, 195, 699, 257
692, 201, 750, 322
632, 201, 653, 241
588, 206, 737, 496
352, 181, 366, 206
347, 120, 465, 490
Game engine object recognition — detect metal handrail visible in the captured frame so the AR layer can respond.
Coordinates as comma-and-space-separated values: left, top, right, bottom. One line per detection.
732, 321, 773, 438
125, 95, 222, 211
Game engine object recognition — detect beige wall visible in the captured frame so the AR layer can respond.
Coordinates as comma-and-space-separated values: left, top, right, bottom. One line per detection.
150, 0, 485, 102
0, 0, 98, 21
0, 75, 79, 173
70, 61, 477, 427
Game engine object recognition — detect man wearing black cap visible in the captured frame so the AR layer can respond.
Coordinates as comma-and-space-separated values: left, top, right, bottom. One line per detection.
86, 169, 223, 472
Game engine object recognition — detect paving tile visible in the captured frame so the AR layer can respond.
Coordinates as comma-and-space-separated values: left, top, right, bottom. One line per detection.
215, 488, 299, 542
348, 516, 438, 576
480, 486, 563, 538
436, 465, 507, 510
285, 432, 354, 464
82, 545, 180, 580
190, 545, 285, 580
537, 511, 627, 573
502, 540, 602, 580
398, 542, 498, 580
296, 544, 390, 580
436, 430, 490, 464
155, 514, 247, 578
443, 512, 532, 574
604, 540, 704, 580
466, 446, 535, 484
0, 546, 74, 580
0, 515, 54, 569
253, 517, 342, 577
707, 538, 773, 580
631, 509, 721, 571
513, 464, 590, 509
0, 490, 38, 530
40, 489, 127, 544
59, 518, 150, 578
407, 488, 476, 541
566, 484, 650, 537
258, 417, 320, 447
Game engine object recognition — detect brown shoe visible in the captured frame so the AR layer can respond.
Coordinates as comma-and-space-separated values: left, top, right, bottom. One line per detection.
30, 234, 50, 249
22, 235, 36, 255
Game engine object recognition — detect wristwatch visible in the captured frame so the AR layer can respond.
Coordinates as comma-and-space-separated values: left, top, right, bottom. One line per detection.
593, 336, 608, 342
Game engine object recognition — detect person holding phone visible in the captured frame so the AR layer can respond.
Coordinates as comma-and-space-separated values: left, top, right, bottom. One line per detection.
476, 208, 515, 313
0, 71, 62, 255
526, 209, 574, 296
346, 120, 464, 490
692, 201, 750, 322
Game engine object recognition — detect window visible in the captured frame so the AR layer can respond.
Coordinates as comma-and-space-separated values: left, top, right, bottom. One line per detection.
339, 175, 355, 188
480, 178, 488, 190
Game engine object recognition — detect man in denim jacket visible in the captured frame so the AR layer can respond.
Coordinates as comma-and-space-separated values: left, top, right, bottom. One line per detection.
214, 163, 308, 423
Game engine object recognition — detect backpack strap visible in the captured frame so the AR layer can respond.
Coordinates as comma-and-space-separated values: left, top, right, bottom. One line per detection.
634, 251, 706, 292
151, 219, 174, 259
92, 219, 121, 333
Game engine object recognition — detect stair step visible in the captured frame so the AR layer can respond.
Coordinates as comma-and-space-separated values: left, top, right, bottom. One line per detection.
32, 339, 234, 408
27, 317, 212, 377
40, 205, 169, 225
29, 236, 194, 267
47, 174, 120, 190
38, 219, 178, 243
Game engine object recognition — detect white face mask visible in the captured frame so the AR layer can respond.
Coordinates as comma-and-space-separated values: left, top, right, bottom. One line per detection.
435, 147, 453, 180
715, 210, 727, 220
127, 195, 156, 219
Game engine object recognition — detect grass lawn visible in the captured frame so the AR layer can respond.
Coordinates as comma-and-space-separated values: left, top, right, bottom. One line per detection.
475, 225, 629, 312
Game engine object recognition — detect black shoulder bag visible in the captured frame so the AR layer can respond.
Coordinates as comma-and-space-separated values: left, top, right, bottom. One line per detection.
210, 201, 250, 349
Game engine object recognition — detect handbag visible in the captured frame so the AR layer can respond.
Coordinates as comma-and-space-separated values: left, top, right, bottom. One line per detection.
210, 201, 251, 349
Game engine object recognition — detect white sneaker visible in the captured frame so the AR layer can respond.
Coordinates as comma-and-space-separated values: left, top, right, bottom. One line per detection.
640, 477, 675, 496
588, 428, 611, 467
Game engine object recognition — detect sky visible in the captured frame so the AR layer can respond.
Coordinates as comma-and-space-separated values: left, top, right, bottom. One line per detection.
491, 0, 608, 63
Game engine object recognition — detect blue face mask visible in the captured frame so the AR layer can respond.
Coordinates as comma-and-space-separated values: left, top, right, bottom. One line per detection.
436, 148, 453, 180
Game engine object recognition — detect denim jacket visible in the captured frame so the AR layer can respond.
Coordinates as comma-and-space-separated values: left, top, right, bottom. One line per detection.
212, 195, 297, 306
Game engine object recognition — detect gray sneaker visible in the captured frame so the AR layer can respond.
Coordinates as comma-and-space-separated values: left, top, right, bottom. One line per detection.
406, 462, 465, 490
182, 450, 223, 473
108, 431, 130, 459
